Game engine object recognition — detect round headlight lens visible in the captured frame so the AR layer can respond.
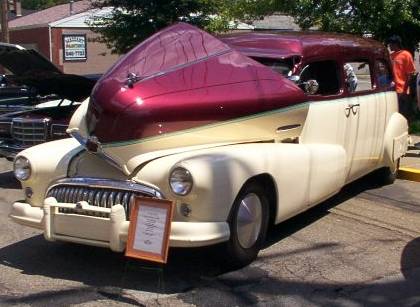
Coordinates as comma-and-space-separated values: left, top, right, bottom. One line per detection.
169, 167, 193, 196
14, 156, 31, 181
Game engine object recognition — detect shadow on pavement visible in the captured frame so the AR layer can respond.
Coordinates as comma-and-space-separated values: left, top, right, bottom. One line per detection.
0, 171, 21, 190
265, 172, 384, 247
0, 235, 228, 295
175, 266, 420, 306
0, 172, 417, 306
401, 237, 420, 279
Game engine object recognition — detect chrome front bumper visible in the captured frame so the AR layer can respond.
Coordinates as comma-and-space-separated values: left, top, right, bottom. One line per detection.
10, 198, 230, 249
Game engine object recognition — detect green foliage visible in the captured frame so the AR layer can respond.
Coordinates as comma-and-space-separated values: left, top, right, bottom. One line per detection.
89, 0, 419, 55
273, 0, 420, 53
89, 0, 268, 54
410, 120, 420, 135
21, 0, 68, 10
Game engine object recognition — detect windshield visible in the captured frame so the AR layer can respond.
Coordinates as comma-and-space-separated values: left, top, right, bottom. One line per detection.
251, 57, 294, 77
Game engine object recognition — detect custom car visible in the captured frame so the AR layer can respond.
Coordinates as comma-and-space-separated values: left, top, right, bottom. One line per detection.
10, 23, 408, 267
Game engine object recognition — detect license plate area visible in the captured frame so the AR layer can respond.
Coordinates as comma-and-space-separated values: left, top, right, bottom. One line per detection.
45, 199, 113, 243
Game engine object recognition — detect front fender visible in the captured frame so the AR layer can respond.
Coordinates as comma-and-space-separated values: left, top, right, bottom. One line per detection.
16, 138, 82, 206
133, 144, 268, 223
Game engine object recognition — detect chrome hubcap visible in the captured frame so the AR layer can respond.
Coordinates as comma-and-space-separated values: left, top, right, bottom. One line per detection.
236, 193, 263, 249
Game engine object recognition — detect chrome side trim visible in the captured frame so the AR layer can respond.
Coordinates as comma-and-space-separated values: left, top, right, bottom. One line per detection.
46, 177, 165, 199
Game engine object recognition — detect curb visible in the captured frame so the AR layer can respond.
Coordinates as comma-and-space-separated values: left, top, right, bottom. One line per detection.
398, 167, 420, 182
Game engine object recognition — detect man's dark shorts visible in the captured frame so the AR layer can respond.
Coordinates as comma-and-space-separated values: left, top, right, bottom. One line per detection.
398, 93, 414, 122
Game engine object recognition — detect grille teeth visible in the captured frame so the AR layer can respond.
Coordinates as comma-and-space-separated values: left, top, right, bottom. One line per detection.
12, 118, 50, 146
47, 185, 148, 219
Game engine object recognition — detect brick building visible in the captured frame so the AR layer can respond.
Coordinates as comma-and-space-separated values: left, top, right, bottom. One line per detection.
6, 1, 119, 75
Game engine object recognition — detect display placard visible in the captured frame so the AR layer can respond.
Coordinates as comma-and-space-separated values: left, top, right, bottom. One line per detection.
125, 197, 174, 263
63, 34, 87, 61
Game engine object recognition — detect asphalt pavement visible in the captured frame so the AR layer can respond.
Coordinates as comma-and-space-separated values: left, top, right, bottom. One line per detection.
0, 158, 419, 306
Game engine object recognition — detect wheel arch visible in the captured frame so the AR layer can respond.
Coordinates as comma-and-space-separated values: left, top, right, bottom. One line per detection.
229, 173, 278, 227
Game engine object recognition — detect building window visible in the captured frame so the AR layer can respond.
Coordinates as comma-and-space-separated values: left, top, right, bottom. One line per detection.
63, 34, 87, 62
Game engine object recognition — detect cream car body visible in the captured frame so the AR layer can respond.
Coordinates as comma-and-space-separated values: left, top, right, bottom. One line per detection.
10, 24, 408, 265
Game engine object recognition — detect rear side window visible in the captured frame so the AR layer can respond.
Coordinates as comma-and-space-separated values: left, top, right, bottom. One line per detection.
375, 59, 393, 89
343, 61, 373, 93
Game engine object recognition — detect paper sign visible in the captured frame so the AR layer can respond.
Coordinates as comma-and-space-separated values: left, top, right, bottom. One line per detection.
125, 197, 174, 263
63, 34, 87, 61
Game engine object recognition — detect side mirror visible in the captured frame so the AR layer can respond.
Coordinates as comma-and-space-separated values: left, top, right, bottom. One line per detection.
302, 79, 319, 95
289, 75, 319, 95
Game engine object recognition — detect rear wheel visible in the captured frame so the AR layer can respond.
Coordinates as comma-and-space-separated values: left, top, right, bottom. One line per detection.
376, 158, 400, 185
225, 182, 269, 268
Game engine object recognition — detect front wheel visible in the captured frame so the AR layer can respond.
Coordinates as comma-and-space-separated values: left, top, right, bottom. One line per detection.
225, 182, 269, 268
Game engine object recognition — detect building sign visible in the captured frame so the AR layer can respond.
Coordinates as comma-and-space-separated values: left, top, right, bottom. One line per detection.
63, 34, 87, 61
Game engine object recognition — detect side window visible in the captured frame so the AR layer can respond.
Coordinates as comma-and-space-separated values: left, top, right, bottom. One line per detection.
300, 60, 340, 96
343, 61, 373, 93
375, 59, 393, 89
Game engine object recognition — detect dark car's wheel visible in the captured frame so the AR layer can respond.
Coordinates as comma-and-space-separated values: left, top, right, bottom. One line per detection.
225, 182, 269, 268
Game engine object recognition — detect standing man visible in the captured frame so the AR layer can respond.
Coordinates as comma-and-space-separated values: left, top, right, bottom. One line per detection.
387, 35, 416, 122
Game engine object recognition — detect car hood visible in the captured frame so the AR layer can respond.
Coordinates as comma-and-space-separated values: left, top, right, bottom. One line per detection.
0, 44, 95, 102
86, 23, 306, 143
77, 23, 307, 174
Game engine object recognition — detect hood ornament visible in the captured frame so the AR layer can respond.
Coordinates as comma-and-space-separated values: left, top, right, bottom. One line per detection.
86, 135, 100, 153
68, 129, 123, 172
126, 72, 141, 88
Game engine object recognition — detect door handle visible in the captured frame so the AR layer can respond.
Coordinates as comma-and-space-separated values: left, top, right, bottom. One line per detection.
345, 103, 360, 117
351, 103, 360, 115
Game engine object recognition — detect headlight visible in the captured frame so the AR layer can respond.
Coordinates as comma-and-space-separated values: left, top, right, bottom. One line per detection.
169, 167, 193, 196
14, 156, 31, 181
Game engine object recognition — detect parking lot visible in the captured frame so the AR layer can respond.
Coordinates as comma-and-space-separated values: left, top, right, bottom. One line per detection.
0, 157, 419, 307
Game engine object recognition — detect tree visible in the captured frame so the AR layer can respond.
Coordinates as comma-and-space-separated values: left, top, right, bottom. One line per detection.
90, 0, 420, 55
89, 0, 268, 54
273, 0, 420, 53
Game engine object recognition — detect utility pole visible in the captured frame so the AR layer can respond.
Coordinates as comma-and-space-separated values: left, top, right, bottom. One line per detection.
0, 0, 9, 43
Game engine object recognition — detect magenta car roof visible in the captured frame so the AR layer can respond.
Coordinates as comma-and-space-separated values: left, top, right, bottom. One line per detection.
221, 31, 388, 61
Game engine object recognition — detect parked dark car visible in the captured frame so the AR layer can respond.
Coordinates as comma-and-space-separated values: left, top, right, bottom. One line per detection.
1, 71, 37, 114
0, 43, 97, 160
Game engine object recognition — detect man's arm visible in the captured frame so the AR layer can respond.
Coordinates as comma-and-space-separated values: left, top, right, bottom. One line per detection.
403, 52, 416, 93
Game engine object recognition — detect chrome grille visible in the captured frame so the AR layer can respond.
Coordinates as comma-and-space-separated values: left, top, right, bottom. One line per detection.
12, 118, 50, 146
46, 178, 164, 219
